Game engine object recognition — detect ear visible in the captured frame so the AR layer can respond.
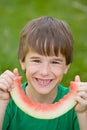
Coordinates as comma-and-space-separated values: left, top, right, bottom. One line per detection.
19, 60, 26, 71
64, 64, 70, 74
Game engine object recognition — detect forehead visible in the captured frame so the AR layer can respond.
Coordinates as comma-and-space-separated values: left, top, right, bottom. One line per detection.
25, 47, 65, 60
26, 38, 63, 57
27, 44, 61, 57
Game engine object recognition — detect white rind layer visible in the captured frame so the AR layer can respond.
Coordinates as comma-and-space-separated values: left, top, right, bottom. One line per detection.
10, 77, 78, 119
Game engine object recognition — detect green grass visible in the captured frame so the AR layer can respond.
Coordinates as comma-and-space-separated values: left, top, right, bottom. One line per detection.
0, 0, 87, 85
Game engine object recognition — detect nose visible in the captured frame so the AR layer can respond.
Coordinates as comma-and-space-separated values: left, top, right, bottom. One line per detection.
40, 62, 50, 76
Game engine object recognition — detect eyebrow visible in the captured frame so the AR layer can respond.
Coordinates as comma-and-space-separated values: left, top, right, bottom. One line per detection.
51, 58, 63, 62
30, 56, 63, 62
30, 57, 40, 59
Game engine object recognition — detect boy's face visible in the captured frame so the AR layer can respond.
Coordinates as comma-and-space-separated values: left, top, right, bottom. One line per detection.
20, 50, 70, 95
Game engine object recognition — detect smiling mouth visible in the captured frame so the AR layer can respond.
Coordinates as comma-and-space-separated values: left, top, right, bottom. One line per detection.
35, 78, 53, 87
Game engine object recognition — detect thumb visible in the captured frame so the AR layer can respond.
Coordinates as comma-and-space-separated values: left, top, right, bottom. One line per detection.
74, 75, 81, 82
13, 68, 19, 76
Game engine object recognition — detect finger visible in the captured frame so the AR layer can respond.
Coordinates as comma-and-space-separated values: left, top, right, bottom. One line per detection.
0, 79, 11, 91
78, 83, 87, 92
74, 75, 81, 82
0, 70, 15, 91
13, 68, 19, 76
0, 89, 10, 100
0, 70, 15, 82
75, 95, 87, 106
77, 91, 87, 99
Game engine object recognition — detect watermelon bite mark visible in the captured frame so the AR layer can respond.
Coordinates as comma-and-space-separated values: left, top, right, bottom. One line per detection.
10, 76, 79, 119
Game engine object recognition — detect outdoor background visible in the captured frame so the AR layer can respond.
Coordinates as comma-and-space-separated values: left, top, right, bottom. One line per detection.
0, 0, 87, 86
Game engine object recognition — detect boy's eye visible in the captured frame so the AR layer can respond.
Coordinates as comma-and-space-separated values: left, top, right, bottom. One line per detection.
32, 60, 41, 63
51, 61, 60, 64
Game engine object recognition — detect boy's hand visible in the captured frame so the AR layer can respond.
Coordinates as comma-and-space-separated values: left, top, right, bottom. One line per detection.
0, 68, 19, 104
74, 75, 87, 113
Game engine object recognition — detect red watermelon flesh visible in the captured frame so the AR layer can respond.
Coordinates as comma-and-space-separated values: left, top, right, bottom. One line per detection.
10, 76, 79, 119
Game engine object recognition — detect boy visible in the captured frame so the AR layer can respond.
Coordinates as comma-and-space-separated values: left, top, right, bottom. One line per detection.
0, 16, 87, 130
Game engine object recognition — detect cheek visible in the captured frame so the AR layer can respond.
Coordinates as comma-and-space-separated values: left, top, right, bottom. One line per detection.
52, 67, 64, 75
25, 66, 38, 78
53, 69, 64, 81
56, 74, 63, 83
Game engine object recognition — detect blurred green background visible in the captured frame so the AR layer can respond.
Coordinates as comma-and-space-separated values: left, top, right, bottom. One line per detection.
0, 0, 87, 86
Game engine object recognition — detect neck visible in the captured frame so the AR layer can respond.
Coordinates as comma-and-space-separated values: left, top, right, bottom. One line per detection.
26, 85, 57, 104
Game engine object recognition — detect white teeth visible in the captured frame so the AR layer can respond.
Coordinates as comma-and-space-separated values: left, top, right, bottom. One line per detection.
36, 79, 51, 86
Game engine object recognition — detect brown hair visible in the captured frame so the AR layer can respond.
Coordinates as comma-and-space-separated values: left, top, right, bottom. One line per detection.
18, 16, 74, 65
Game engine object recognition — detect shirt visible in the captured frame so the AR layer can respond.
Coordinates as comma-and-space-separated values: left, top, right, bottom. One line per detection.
2, 83, 80, 130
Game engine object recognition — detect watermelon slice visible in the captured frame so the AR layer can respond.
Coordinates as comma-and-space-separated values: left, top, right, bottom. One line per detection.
10, 76, 78, 119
